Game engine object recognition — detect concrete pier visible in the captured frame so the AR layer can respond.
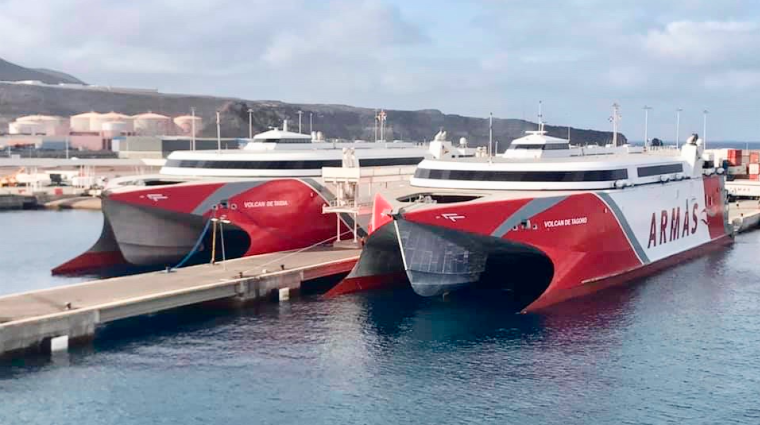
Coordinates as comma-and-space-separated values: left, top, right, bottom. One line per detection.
728, 200, 760, 233
0, 247, 359, 357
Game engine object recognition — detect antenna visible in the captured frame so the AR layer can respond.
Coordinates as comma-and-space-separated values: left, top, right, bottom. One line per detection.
538, 100, 543, 132
703, 109, 709, 148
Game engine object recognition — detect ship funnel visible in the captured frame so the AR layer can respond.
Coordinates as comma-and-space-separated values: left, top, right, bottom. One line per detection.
283, 120, 288, 132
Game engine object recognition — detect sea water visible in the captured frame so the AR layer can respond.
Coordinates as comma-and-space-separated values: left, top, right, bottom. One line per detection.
1, 210, 759, 424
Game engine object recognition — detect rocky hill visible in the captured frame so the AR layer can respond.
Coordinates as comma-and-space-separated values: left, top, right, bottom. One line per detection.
0, 58, 84, 84
0, 82, 625, 148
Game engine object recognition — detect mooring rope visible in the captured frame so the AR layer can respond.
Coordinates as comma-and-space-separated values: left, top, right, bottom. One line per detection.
169, 219, 212, 271
239, 229, 355, 275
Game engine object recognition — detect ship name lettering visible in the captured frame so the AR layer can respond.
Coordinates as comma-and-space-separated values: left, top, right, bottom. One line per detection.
543, 216, 587, 228
648, 200, 699, 248
243, 200, 289, 208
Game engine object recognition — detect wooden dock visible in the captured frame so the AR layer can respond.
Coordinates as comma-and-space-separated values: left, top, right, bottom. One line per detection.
0, 247, 360, 357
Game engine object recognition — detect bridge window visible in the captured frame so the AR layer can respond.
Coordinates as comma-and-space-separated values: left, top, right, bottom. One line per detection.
637, 163, 683, 177
414, 168, 628, 182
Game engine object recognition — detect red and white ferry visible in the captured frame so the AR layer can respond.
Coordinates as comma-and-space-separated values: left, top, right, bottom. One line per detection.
328, 124, 733, 312
53, 123, 470, 275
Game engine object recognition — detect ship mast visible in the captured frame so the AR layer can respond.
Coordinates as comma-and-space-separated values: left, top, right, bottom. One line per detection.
611, 103, 621, 146
538, 100, 544, 132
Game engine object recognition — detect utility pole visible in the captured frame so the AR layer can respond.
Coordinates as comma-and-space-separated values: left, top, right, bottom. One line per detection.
191, 107, 196, 151
297, 110, 303, 133
676, 108, 682, 149
643, 105, 653, 148
216, 111, 221, 152
247, 108, 253, 139
703, 109, 709, 148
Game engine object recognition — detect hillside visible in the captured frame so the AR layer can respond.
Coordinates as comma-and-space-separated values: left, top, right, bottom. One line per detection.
0, 83, 624, 148
0, 58, 84, 84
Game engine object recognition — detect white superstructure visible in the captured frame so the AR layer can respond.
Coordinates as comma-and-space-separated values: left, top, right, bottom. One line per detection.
159, 121, 440, 178
411, 132, 715, 191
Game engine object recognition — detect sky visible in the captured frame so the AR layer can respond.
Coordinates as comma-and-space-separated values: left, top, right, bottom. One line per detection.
1, 0, 759, 140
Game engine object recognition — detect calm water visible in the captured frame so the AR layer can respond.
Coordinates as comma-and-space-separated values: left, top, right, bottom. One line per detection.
1, 210, 760, 424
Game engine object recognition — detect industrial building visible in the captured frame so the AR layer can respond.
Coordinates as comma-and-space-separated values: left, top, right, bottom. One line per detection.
112, 136, 241, 159
6, 111, 204, 152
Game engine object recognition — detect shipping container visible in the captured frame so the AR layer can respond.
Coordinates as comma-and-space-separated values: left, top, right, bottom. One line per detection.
751, 151, 760, 164
728, 149, 743, 166
749, 163, 760, 175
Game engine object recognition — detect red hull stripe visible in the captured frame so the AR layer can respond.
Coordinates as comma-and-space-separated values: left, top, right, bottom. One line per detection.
524, 234, 733, 312
191, 181, 266, 215
491, 195, 568, 237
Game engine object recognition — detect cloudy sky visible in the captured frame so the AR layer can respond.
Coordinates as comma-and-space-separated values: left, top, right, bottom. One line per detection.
1, 0, 759, 140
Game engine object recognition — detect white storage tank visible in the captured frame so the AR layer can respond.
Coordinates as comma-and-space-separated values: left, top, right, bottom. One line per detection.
9, 120, 44, 135
102, 121, 129, 136
11, 115, 67, 135
133, 112, 172, 136
71, 111, 102, 132
173, 115, 202, 136
100, 112, 134, 132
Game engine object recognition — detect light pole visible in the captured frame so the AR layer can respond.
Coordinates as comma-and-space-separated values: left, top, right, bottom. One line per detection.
374, 109, 378, 141
247, 108, 253, 139
297, 110, 303, 133
675, 108, 682, 149
703, 109, 709, 148
489, 112, 493, 161
191, 107, 196, 150
216, 111, 221, 152
643, 106, 653, 148
379, 110, 387, 142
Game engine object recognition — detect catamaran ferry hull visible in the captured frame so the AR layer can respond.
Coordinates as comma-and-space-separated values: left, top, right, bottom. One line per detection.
328, 174, 733, 312
53, 178, 362, 274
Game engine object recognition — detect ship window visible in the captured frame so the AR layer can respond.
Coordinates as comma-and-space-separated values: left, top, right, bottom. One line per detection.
509, 143, 570, 150
163, 156, 424, 170
413, 168, 629, 182
510, 144, 544, 150
637, 163, 683, 177
544, 143, 570, 150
